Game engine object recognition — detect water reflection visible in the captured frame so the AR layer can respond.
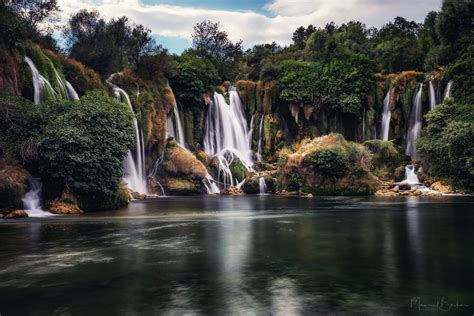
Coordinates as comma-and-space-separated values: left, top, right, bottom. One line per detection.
0, 196, 473, 315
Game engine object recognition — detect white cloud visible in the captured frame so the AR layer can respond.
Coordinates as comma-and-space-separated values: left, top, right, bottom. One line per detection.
57, 0, 442, 49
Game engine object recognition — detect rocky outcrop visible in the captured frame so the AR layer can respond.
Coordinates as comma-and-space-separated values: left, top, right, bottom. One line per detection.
49, 201, 83, 215
220, 186, 244, 195
430, 181, 455, 194
2, 209, 28, 219
277, 134, 382, 195
152, 138, 208, 195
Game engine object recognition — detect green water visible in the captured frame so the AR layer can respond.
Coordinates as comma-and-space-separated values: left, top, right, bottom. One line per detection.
0, 196, 473, 315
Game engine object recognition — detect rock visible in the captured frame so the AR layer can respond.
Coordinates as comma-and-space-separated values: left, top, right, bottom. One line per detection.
145, 194, 160, 199
374, 189, 398, 196
3, 210, 28, 219
412, 189, 423, 196
49, 201, 83, 215
220, 186, 244, 195
398, 183, 412, 191
430, 181, 454, 194
131, 192, 147, 200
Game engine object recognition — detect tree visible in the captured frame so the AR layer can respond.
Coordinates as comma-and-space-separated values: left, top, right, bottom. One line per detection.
292, 25, 316, 49
128, 24, 158, 70
8, 0, 60, 33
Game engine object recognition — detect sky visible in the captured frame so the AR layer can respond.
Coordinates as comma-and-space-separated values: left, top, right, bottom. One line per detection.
57, 0, 443, 54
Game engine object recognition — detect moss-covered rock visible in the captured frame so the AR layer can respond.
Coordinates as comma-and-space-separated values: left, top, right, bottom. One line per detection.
152, 138, 208, 195
363, 139, 405, 180
277, 134, 381, 195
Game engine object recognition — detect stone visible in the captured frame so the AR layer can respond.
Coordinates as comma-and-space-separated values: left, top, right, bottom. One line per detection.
131, 192, 147, 200
220, 186, 244, 195
430, 181, 454, 194
49, 201, 83, 215
3, 209, 28, 219
412, 189, 423, 196
398, 183, 412, 191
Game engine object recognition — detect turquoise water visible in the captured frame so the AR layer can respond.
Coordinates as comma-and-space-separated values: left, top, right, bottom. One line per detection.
1, 196, 473, 315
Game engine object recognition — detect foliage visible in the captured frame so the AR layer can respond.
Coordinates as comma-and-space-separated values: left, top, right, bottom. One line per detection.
417, 99, 474, 190
445, 45, 474, 104
63, 9, 162, 76
191, 20, 243, 80
306, 147, 349, 178
363, 139, 405, 179
279, 54, 373, 118
170, 52, 220, 111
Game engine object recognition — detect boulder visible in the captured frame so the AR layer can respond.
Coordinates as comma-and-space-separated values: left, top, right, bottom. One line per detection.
49, 201, 83, 215
3, 209, 28, 219
430, 181, 454, 194
220, 186, 244, 195
398, 183, 412, 191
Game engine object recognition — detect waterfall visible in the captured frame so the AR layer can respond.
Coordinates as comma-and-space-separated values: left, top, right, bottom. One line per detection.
443, 81, 453, 101
405, 83, 423, 160
429, 81, 437, 110
379, 89, 392, 141
258, 177, 267, 194
166, 104, 187, 149
203, 174, 220, 194
400, 165, 420, 185
24, 56, 57, 104
257, 115, 264, 162
22, 177, 51, 217
203, 89, 253, 189
66, 81, 79, 101
107, 74, 147, 194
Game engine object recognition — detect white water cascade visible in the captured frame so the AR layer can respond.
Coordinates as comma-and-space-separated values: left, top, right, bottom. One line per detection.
166, 104, 187, 149
107, 75, 147, 194
22, 177, 51, 217
258, 177, 267, 194
54, 69, 79, 101
429, 81, 437, 110
257, 115, 264, 162
24, 56, 57, 104
400, 165, 420, 185
406, 83, 423, 160
379, 89, 392, 141
443, 81, 453, 101
204, 89, 253, 189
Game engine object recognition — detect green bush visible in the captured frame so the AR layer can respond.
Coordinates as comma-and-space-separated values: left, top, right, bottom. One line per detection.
363, 139, 405, 179
417, 99, 474, 190
305, 147, 349, 178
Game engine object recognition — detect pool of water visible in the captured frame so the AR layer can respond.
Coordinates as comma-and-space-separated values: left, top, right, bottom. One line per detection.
1, 196, 473, 315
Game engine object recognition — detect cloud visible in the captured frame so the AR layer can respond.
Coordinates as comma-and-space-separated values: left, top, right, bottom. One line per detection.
57, 0, 442, 49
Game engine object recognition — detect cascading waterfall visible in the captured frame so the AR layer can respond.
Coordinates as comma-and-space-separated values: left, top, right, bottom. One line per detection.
443, 81, 453, 101
401, 165, 420, 185
204, 89, 253, 189
166, 104, 187, 149
258, 177, 267, 194
54, 69, 79, 101
22, 177, 51, 217
107, 74, 147, 194
405, 83, 423, 160
257, 115, 264, 162
379, 89, 392, 141
429, 81, 437, 110
24, 56, 57, 104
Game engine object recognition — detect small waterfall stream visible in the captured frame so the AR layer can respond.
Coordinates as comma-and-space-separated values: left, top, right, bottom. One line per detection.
22, 177, 52, 217
24, 56, 57, 104
166, 104, 187, 149
257, 115, 264, 162
379, 89, 392, 141
258, 177, 267, 194
405, 83, 423, 160
429, 81, 437, 110
443, 81, 453, 101
107, 74, 147, 194
400, 165, 420, 185
204, 89, 253, 189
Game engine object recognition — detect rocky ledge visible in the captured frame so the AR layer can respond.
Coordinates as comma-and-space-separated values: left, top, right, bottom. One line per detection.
1, 209, 29, 219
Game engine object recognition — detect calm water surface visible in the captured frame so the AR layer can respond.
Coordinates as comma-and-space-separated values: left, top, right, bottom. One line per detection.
1, 196, 473, 315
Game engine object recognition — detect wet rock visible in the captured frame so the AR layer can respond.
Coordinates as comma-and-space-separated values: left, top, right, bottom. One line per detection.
398, 183, 412, 191
131, 192, 147, 200
430, 181, 454, 194
374, 189, 398, 197
3, 209, 28, 219
49, 201, 83, 215
412, 189, 423, 196
220, 186, 244, 195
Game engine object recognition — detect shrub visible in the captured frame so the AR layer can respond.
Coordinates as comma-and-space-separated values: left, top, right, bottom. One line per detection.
306, 147, 349, 178
417, 99, 474, 190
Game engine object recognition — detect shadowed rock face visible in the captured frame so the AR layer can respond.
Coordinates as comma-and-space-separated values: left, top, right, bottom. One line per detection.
0, 161, 29, 211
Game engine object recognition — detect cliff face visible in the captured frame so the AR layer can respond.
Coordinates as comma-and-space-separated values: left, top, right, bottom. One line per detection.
0, 50, 21, 96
